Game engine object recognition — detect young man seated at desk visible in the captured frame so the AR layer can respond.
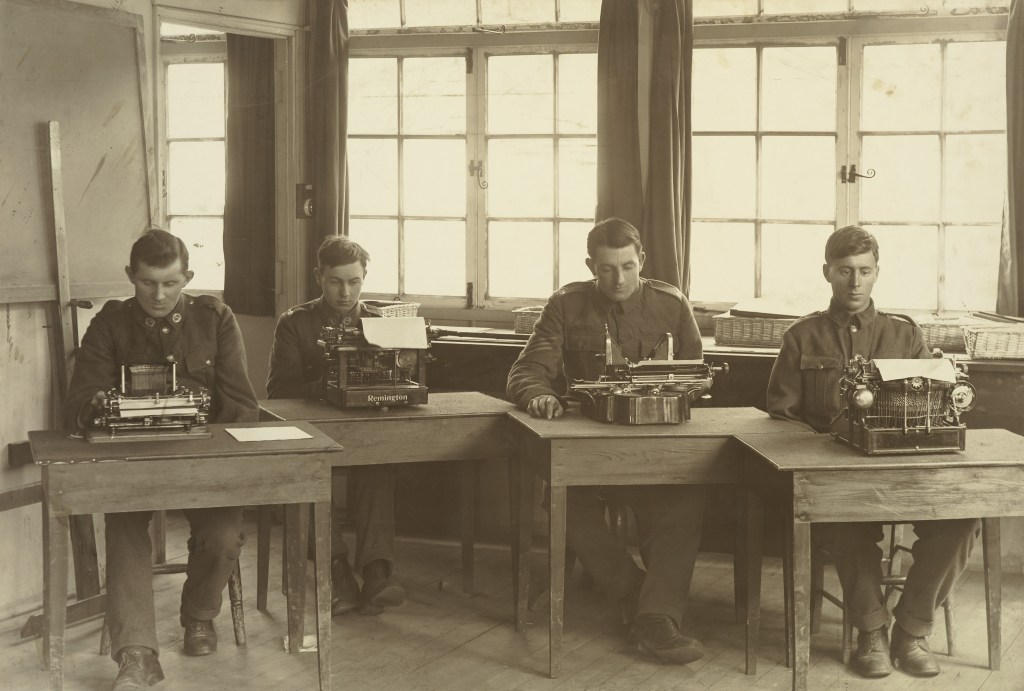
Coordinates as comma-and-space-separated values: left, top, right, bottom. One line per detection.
506, 217, 707, 665
766, 225, 980, 679
66, 229, 259, 690
266, 235, 405, 617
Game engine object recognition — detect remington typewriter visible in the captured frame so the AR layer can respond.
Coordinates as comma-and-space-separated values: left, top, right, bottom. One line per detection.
568, 328, 726, 425
319, 317, 429, 410
86, 362, 212, 442
831, 355, 977, 455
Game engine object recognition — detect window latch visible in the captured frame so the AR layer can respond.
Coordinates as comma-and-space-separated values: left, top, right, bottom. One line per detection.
469, 160, 488, 189
841, 163, 876, 184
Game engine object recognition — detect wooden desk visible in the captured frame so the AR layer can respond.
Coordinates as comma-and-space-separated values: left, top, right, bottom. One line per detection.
738, 430, 1023, 691
259, 392, 513, 633
29, 421, 338, 691
508, 406, 809, 677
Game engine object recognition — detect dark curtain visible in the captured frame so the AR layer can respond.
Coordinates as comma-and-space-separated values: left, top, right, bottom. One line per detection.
223, 34, 277, 316
998, 0, 1024, 316
308, 0, 349, 297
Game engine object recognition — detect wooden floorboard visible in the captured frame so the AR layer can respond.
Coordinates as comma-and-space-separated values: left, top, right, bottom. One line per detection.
2, 511, 1023, 691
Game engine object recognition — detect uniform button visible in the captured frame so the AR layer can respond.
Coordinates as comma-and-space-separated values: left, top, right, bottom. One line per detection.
205, 359, 212, 366
144, 318, 155, 327
171, 313, 182, 323
850, 324, 858, 333
161, 326, 170, 334
343, 317, 352, 325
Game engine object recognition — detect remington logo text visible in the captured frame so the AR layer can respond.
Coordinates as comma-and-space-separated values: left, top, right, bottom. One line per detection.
368, 394, 408, 403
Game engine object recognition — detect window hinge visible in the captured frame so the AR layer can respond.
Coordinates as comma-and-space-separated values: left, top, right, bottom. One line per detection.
465, 282, 474, 309
466, 48, 473, 74
838, 37, 847, 67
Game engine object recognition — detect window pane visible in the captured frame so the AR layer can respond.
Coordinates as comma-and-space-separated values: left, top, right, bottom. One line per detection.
557, 53, 597, 134
348, 139, 398, 216
854, 0, 937, 10
761, 224, 834, 304
349, 59, 397, 135
169, 218, 224, 291
404, 220, 466, 295
167, 63, 224, 139
689, 222, 754, 302
944, 225, 1001, 311
403, 139, 467, 217
488, 55, 554, 134
693, 136, 756, 219
349, 0, 400, 29
692, 48, 756, 132
558, 139, 597, 219
762, 47, 836, 132
349, 219, 399, 295
488, 139, 554, 217
558, 221, 593, 286
860, 135, 940, 223
402, 58, 466, 135
945, 42, 1006, 131
765, 0, 844, 12
761, 136, 836, 221
559, 0, 601, 21
862, 44, 941, 132
944, 134, 1006, 224
488, 221, 554, 298
168, 141, 224, 215
865, 225, 938, 310
481, 0, 555, 24
944, 0, 1011, 9
405, 0, 475, 27
694, 0, 757, 17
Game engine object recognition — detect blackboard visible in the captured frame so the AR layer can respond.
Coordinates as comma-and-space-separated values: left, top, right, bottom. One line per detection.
0, 0, 155, 303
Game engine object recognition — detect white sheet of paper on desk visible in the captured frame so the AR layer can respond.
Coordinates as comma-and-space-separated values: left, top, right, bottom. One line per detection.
226, 426, 312, 442
873, 358, 956, 383
361, 317, 428, 349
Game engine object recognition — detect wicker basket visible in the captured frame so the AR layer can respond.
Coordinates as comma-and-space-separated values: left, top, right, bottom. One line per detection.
963, 324, 1024, 360
363, 300, 420, 318
513, 306, 544, 334
713, 313, 795, 348
919, 321, 970, 352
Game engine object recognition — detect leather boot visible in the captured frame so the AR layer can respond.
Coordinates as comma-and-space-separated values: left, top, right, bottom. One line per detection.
111, 646, 164, 690
631, 613, 705, 665
891, 624, 941, 677
851, 627, 893, 678
360, 559, 405, 615
181, 614, 217, 656
331, 555, 361, 616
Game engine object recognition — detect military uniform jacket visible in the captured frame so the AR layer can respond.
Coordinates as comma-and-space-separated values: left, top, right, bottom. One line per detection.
266, 297, 375, 400
64, 294, 259, 428
507, 278, 703, 408
766, 299, 929, 433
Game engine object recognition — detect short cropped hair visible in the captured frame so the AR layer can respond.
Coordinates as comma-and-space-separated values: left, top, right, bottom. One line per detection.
587, 218, 643, 258
824, 225, 879, 265
317, 235, 370, 271
130, 228, 189, 272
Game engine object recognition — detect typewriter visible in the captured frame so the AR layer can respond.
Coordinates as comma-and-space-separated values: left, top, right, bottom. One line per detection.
568, 328, 726, 425
831, 355, 977, 455
320, 317, 429, 410
86, 362, 212, 442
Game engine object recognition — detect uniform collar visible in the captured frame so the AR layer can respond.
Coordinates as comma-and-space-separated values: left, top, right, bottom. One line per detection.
315, 296, 365, 326
129, 295, 188, 332
592, 280, 645, 315
828, 298, 877, 329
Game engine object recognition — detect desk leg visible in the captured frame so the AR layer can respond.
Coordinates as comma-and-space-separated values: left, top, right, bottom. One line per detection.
744, 488, 764, 676
257, 506, 272, 613
783, 518, 793, 669
791, 521, 811, 691
509, 453, 532, 634
42, 497, 69, 691
459, 460, 479, 595
735, 498, 747, 626
982, 517, 1001, 671
285, 503, 309, 653
313, 501, 332, 691
548, 485, 566, 679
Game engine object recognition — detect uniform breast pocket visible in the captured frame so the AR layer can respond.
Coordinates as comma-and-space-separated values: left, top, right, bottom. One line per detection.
184, 350, 216, 390
566, 331, 606, 380
800, 355, 843, 414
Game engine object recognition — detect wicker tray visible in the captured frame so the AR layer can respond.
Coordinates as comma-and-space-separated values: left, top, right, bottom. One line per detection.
713, 313, 795, 348
363, 300, 420, 318
963, 324, 1024, 360
513, 306, 544, 334
919, 321, 971, 352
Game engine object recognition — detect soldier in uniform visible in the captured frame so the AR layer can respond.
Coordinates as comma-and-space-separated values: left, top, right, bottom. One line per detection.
266, 235, 404, 617
767, 225, 979, 679
66, 229, 259, 690
507, 217, 707, 664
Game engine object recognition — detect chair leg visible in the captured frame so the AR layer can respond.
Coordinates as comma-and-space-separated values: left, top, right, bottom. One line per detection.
99, 618, 111, 656
228, 561, 246, 647
257, 505, 272, 613
943, 590, 955, 657
810, 555, 824, 635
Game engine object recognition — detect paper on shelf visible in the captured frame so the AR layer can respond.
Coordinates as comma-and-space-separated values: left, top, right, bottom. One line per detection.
873, 358, 957, 383
360, 317, 428, 349
227, 426, 312, 442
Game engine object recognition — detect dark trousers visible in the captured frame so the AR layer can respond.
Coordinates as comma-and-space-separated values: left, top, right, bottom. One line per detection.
331, 465, 396, 572
821, 518, 980, 636
565, 485, 706, 628
105, 507, 246, 658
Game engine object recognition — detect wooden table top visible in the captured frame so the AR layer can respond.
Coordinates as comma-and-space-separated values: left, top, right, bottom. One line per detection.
28, 421, 342, 465
259, 391, 512, 423
508, 406, 806, 440
736, 428, 1024, 472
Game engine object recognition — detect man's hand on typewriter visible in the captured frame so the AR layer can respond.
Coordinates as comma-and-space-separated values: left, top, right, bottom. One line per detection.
527, 394, 564, 420
77, 390, 108, 429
